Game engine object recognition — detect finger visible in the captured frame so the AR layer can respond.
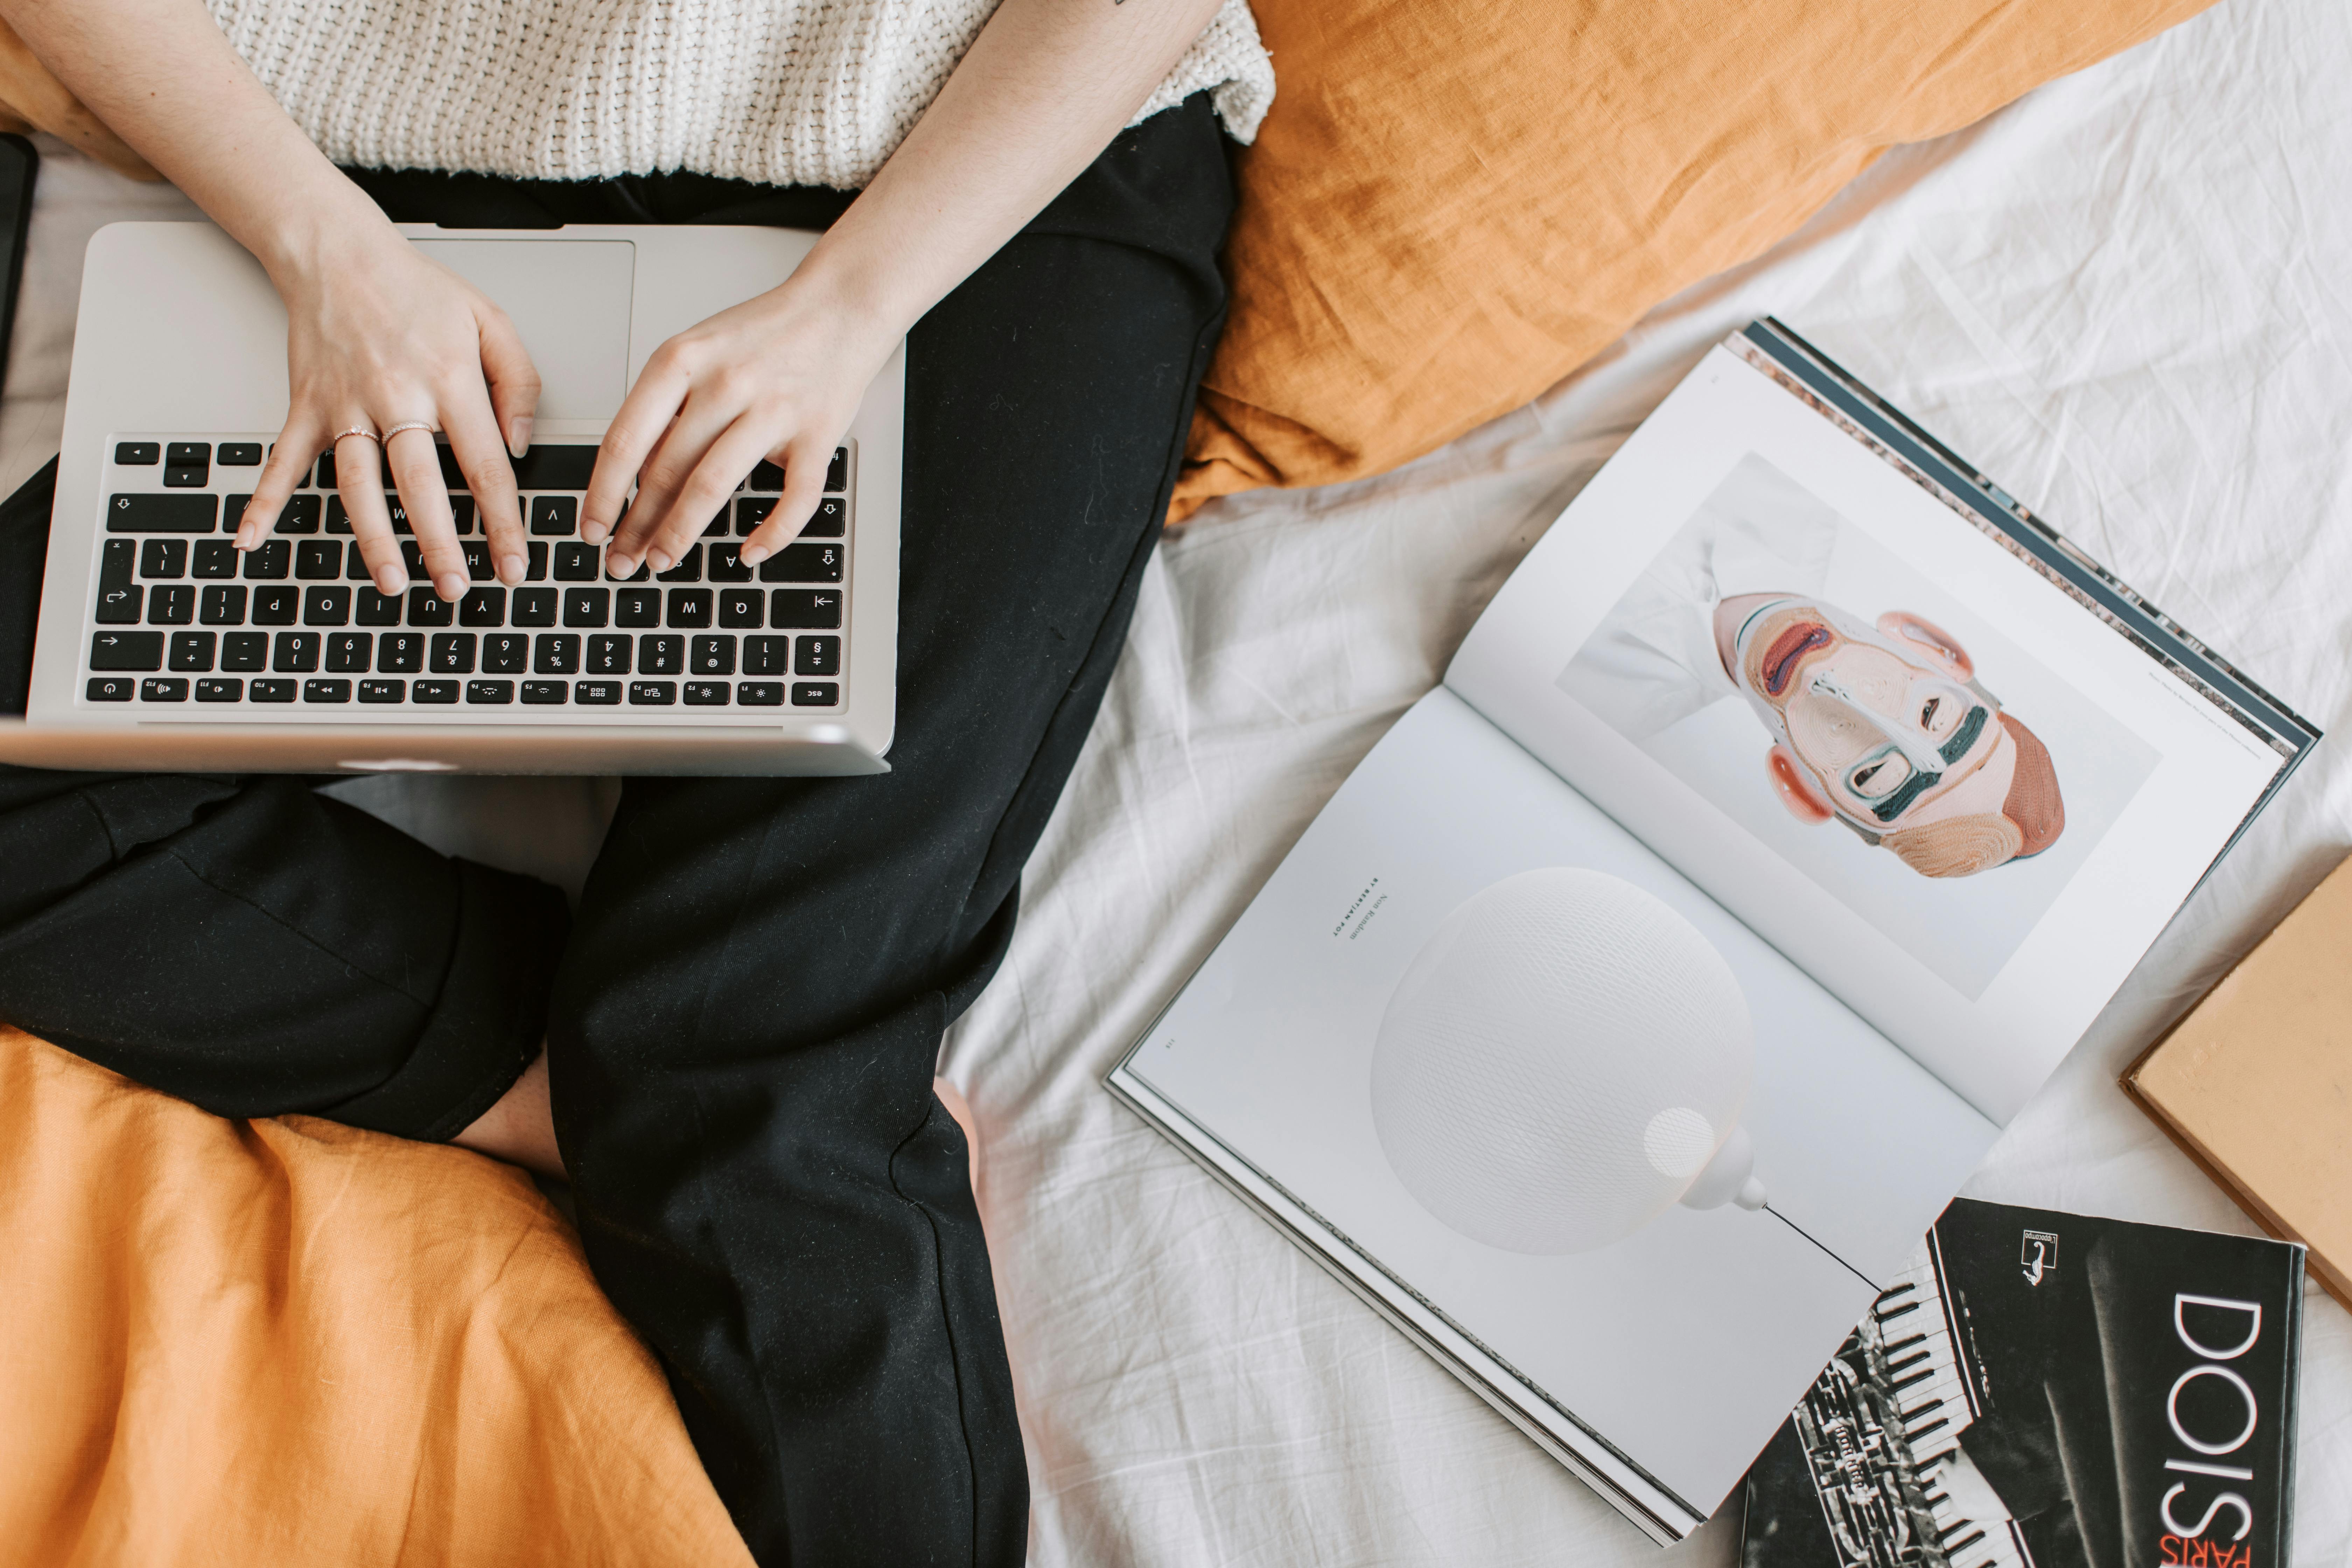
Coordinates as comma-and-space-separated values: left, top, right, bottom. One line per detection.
442, 395, 528, 586
383, 425, 468, 602
584, 343, 694, 547
475, 302, 541, 461
334, 434, 412, 600
607, 397, 737, 575
239, 414, 322, 549
632, 417, 773, 574
740, 436, 828, 566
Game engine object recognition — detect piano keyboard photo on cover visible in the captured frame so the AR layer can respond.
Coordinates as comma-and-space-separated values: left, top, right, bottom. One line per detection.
1784, 1245, 2029, 1568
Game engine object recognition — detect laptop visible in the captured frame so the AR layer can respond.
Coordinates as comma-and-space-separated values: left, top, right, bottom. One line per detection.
0, 220, 902, 776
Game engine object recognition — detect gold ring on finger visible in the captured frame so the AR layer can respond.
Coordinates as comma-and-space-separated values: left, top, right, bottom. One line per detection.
332, 426, 380, 444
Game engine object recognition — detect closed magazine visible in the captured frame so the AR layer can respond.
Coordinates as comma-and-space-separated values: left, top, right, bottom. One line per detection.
1739, 1198, 2304, 1568
1106, 321, 2319, 1539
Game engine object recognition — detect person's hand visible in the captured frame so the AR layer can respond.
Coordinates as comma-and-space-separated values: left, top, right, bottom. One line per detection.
235, 227, 541, 601
584, 278, 897, 578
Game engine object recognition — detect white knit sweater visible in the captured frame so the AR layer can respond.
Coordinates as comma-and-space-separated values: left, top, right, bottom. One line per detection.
208, 0, 1275, 190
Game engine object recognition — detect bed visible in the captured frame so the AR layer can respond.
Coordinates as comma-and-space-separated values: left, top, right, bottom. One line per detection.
3, 0, 2347, 1557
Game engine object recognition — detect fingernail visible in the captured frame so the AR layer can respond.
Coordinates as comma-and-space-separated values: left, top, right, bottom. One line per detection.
500, 553, 527, 583
437, 573, 468, 601
376, 568, 408, 596
741, 544, 768, 565
606, 555, 635, 579
582, 522, 608, 545
508, 417, 532, 459
648, 551, 672, 573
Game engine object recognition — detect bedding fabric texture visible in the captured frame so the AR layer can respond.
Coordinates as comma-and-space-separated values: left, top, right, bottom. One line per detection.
1170, 0, 2222, 519
4, 0, 2352, 1560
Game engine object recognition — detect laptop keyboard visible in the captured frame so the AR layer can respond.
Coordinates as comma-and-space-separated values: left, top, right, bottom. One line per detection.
82, 435, 853, 717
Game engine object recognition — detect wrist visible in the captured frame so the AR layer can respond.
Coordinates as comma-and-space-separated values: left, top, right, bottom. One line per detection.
244, 182, 405, 294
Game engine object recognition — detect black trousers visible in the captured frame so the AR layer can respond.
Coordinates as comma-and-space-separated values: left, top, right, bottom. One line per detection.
0, 97, 1232, 1567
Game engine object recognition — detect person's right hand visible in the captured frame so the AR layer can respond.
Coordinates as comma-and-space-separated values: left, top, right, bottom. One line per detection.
233, 228, 541, 601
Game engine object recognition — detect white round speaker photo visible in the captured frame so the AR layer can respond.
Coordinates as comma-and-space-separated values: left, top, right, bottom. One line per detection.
1368, 868, 1764, 1255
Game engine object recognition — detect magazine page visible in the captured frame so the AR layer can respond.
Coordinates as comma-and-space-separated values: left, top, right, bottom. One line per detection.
1443, 342, 2290, 1124
1115, 686, 1998, 1528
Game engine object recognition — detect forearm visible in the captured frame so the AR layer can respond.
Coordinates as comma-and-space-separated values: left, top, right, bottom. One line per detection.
0, 0, 395, 286
794, 0, 1227, 338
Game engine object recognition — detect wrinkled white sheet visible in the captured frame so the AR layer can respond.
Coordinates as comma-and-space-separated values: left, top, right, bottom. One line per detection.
7, 0, 2348, 1556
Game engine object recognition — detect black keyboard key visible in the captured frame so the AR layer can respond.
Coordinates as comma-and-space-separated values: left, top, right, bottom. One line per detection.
482, 633, 528, 674
708, 543, 753, 582
89, 630, 164, 671
430, 632, 477, 674
512, 588, 558, 627
691, 634, 736, 676
758, 543, 843, 583
109, 493, 216, 533
326, 632, 372, 672
163, 443, 210, 487
738, 681, 784, 706
414, 679, 458, 704
407, 589, 455, 627
795, 635, 841, 677
378, 632, 425, 673
554, 541, 600, 581
585, 635, 631, 674
218, 442, 262, 466
95, 583, 143, 624
403, 540, 430, 581
86, 676, 133, 701
272, 495, 323, 534
195, 678, 242, 702
385, 496, 414, 535
243, 539, 290, 579
527, 541, 550, 581
356, 587, 404, 625
576, 679, 623, 705
251, 678, 296, 702
460, 586, 507, 626
346, 542, 370, 581
303, 678, 352, 703
273, 631, 320, 672
826, 447, 848, 492
803, 497, 846, 538
304, 586, 351, 626
562, 586, 609, 627
718, 588, 763, 628
168, 631, 215, 672
735, 497, 774, 535
141, 539, 188, 578
629, 680, 677, 705
666, 589, 713, 629
791, 682, 840, 707
146, 584, 195, 625
193, 539, 239, 578
295, 539, 342, 579
639, 634, 684, 675
114, 441, 160, 466
140, 677, 190, 702
436, 446, 467, 490
251, 584, 299, 625
462, 540, 496, 581
615, 587, 661, 627
359, 679, 405, 704
655, 545, 703, 583
315, 451, 337, 490
700, 506, 732, 540
467, 679, 515, 705
100, 538, 136, 592
533, 633, 580, 675
743, 636, 788, 676
749, 458, 784, 491
509, 445, 598, 489
684, 680, 729, 706
325, 497, 351, 534
521, 679, 568, 705
450, 496, 476, 535
529, 495, 577, 536
220, 632, 267, 671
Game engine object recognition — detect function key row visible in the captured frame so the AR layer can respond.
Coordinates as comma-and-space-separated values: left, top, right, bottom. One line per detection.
90, 629, 840, 679
87, 675, 840, 708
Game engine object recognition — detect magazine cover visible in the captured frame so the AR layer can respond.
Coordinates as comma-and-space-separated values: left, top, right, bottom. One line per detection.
1740, 1199, 2305, 1568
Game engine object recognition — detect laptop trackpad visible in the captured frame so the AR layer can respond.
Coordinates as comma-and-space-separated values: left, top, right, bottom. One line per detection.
412, 239, 635, 421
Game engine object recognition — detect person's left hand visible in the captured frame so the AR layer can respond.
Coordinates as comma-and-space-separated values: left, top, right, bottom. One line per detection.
583, 277, 900, 578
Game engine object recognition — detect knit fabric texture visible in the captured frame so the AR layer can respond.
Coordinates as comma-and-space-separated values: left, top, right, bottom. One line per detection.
208, 0, 1275, 189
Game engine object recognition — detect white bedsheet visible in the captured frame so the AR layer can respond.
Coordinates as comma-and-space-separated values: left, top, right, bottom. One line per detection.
7, 0, 2348, 1557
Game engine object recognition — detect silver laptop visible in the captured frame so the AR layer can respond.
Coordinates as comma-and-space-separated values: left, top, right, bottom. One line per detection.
0, 220, 902, 776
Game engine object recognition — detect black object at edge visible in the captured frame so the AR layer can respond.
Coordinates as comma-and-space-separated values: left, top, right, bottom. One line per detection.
0, 136, 34, 401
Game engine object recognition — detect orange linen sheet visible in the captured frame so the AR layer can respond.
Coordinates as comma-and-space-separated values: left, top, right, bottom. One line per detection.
0, 1025, 749, 1568
1172, 0, 2222, 519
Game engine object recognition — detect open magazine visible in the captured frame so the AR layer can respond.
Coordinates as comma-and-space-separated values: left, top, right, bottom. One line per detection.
1105, 322, 2319, 1541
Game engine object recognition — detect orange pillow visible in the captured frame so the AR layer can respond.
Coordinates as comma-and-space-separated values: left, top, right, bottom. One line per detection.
0, 1026, 749, 1568
1174, 0, 2218, 518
